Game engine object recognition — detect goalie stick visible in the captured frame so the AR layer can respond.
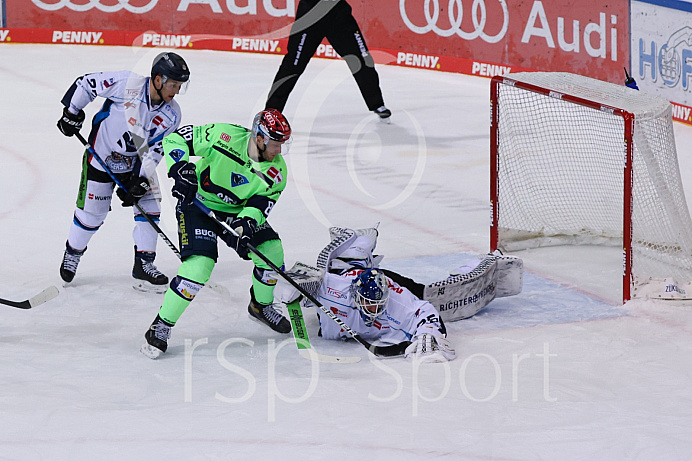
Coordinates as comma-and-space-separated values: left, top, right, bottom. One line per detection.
0, 286, 59, 309
74, 133, 228, 296
194, 199, 411, 358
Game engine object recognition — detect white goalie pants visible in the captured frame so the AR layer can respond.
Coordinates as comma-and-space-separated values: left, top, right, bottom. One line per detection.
68, 178, 160, 253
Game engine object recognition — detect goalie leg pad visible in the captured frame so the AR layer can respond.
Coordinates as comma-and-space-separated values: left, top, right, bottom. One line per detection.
495, 255, 523, 297
424, 257, 498, 322
319, 225, 383, 272
273, 262, 324, 305
316, 228, 357, 270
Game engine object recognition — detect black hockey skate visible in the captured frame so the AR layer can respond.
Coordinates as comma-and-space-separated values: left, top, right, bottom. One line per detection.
248, 288, 291, 334
373, 105, 391, 123
140, 314, 174, 359
60, 241, 86, 283
132, 246, 169, 294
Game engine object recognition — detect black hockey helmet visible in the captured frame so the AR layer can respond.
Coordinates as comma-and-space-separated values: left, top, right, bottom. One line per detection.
151, 52, 190, 83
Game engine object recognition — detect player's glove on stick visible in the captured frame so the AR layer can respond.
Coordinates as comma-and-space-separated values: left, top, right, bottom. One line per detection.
57, 107, 85, 137
220, 216, 256, 260
168, 161, 198, 204
405, 333, 456, 362
116, 176, 150, 207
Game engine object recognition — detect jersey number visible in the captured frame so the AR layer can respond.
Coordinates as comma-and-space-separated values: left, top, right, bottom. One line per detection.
176, 125, 194, 142
265, 201, 274, 216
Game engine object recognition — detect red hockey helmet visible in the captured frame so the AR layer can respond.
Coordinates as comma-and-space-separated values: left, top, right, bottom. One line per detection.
252, 109, 292, 144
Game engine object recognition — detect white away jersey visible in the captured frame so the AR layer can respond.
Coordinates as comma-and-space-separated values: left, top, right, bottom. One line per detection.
64, 70, 182, 176
317, 269, 445, 344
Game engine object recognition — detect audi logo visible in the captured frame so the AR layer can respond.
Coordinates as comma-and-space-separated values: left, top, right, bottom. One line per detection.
399, 0, 509, 43
31, 0, 158, 13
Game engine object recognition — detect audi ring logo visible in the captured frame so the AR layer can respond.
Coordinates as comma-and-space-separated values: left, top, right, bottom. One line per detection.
399, 0, 509, 43
32, 0, 159, 14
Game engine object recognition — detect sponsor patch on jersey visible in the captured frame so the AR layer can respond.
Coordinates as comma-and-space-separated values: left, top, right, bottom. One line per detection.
103, 78, 115, 88
220, 132, 231, 142
330, 307, 347, 318
386, 313, 400, 326
326, 286, 347, 299
88, 193, 110, 201
152, 115, 168, 129
169, 149, 185, 162
344, 269, 365, 278
231, 172, 249, 187
266, 166, 283, 184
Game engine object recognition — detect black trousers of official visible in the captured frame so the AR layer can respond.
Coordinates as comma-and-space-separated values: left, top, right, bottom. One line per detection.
265, 0, 385, 112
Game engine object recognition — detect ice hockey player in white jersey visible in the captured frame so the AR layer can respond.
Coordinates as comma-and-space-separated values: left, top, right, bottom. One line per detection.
275, 225, 523, 362
57, 52, 189, 293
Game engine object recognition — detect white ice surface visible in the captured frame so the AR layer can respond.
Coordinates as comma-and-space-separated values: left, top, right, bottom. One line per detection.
2, 45, 692, 460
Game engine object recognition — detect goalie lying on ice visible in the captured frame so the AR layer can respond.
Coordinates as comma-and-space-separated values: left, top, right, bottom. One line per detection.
274, 226, 523, 361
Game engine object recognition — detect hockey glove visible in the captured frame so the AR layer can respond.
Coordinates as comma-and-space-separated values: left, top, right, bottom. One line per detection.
168, 161, 198, 204
57, 107, 85, 137
404, 333, 456, 362
220, 216, 256, 260
116, 176, 150, 207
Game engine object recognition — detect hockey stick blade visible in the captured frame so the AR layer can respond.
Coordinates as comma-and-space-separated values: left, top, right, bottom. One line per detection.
287, 301, 361, 364
0, 286, 59, 309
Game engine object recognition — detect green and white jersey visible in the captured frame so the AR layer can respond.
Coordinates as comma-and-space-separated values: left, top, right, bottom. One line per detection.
163, 123, 287, 225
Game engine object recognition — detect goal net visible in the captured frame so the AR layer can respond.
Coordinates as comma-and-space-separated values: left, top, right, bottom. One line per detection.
490, 72, 692, 302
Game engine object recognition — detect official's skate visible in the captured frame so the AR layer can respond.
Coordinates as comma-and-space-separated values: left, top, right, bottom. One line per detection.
374, 105, 391, 123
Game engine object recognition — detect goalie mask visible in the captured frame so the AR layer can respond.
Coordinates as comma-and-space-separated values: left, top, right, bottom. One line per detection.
352, 269, 389, 324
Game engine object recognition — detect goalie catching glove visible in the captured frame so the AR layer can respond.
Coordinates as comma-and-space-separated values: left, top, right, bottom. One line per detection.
220, 216, 256, 260
116, 175, 150, 207
405, 333, 456, 362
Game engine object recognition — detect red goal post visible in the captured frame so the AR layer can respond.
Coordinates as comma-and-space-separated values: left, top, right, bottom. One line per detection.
490, 72, 692, 303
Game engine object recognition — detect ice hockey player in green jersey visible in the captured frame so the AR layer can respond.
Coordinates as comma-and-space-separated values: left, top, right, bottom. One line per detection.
141, 109, 293, 359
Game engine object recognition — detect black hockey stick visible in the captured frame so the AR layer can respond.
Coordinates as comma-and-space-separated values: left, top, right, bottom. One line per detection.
194, 199, 411, 358
0, 286, 59, 309
73, 133, 227, 295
